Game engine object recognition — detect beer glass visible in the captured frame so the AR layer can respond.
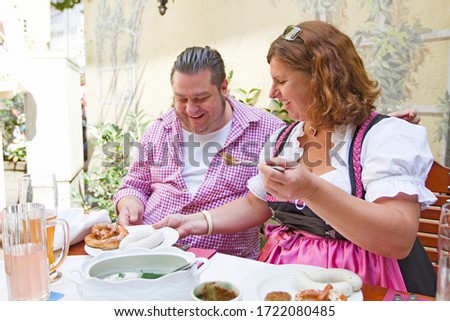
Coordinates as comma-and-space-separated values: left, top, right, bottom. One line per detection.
19, 173, 69, 282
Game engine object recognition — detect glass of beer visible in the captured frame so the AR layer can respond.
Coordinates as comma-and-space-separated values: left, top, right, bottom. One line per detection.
18, 173, 69, 283
2, 203, 50, 300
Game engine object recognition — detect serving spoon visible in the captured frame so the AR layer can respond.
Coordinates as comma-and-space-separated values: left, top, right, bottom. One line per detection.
170, 259, 202, 273
105, 259, 203, 281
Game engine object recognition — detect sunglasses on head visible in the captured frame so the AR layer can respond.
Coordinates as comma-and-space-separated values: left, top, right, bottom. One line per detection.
281, 25, 302, 41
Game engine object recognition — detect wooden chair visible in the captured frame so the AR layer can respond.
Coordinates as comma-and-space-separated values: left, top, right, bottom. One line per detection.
419, 160, 450, 272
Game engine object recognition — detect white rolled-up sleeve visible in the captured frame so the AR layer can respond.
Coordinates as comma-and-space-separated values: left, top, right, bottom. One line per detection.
361, 117, 437, 208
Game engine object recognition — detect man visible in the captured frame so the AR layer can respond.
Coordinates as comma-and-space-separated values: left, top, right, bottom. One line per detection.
114, 46, 285, 259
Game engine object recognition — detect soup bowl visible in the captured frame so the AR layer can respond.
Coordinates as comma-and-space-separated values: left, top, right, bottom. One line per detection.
69, 247, 209, 300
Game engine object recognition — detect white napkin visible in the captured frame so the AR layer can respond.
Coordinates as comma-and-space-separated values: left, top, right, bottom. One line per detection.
53, 208, 111, 250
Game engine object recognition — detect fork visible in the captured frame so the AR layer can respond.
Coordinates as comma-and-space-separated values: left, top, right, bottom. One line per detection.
220, 152, 259, 166
219, 152, 289, 172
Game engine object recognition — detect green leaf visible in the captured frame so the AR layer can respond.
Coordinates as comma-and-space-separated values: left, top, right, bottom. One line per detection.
141, 272, 165, 279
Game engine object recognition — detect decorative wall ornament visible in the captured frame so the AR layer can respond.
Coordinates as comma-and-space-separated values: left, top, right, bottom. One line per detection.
158, 0, 169, 15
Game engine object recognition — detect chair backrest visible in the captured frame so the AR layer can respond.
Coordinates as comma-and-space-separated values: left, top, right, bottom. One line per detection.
420, 161, 450, 272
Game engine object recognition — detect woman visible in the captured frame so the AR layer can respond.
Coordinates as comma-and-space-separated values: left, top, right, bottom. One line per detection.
154, 21, 437, 296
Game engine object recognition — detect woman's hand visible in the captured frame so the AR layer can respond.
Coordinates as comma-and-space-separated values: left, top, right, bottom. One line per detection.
152, 212, 207, 239
258, 158, 317, 201
153, 195, 271, 238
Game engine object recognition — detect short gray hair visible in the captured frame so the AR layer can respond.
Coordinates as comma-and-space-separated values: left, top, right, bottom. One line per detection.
170, 46, 226, 89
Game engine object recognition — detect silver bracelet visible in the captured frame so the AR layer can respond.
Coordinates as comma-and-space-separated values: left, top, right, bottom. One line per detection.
201, 210, 213, 236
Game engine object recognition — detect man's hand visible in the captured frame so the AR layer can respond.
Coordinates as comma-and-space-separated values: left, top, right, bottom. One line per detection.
389, 108, 421, 124
117, 196, 145, 226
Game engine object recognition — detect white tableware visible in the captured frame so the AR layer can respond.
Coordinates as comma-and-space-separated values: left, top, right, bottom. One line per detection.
436, 203, 450, 300
68, 247, 209, 300
84, 225, 179, 256
240, 264, 363, 301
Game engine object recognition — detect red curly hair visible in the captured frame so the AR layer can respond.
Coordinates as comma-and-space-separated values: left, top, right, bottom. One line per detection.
267, 20, 380, 128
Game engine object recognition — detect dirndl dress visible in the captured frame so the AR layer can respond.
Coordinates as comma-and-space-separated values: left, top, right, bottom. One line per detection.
257, 113, 436, 296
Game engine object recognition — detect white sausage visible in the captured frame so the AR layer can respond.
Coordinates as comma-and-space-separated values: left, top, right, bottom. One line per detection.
119, 228, 155, 249
294, 269, 362, 297
294, 271, 353, 296
308, 268, 362, 292
119, 227, 163, 250
123, 230, 164, 250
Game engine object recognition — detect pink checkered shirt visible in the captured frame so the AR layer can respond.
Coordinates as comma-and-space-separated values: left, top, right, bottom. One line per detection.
114, 96, 284, 259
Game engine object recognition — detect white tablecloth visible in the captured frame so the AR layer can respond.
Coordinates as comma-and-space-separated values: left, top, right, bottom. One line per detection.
0, 251, 263, 301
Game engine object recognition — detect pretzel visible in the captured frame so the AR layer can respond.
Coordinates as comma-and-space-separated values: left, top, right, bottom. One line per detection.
84, 223, 129, 250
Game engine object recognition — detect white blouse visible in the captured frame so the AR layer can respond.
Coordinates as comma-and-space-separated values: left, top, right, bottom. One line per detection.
248, 116, 437, 208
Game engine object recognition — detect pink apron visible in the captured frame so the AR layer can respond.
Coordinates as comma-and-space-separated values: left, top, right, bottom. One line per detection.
258, 224, 407, 292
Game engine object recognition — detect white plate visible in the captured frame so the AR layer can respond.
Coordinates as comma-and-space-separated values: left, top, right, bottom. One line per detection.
84, 226, 179, 256
240, 264, 363, 301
